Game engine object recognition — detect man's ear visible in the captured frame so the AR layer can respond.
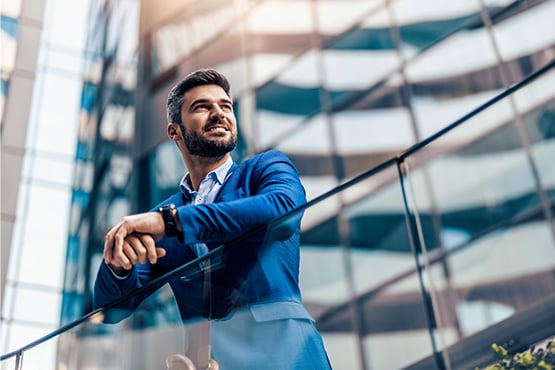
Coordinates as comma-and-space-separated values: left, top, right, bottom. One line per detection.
167, 123, 182, 141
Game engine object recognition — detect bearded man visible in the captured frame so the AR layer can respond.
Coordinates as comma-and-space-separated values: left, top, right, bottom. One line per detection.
94, 69, 331, 370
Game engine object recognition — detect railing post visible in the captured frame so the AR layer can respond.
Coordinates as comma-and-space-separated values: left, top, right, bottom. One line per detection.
14, 351, 23, 370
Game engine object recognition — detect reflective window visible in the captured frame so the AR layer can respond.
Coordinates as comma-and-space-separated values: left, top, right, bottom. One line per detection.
17, 1, 552, 369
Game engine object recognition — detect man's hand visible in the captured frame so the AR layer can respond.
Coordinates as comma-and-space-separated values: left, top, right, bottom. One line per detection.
103, 212, 168, 273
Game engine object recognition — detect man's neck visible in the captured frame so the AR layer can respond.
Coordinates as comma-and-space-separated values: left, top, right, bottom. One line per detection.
183, 153, 230, 191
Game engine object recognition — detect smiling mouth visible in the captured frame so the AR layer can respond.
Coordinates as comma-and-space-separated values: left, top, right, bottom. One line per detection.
205, 125, 229, 133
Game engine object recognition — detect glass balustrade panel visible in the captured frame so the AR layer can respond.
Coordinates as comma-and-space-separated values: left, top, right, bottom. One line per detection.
400, 62, 555, 369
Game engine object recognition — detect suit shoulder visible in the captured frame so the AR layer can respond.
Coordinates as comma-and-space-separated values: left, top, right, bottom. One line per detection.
243, 149, 292, 166
233, 150, 297, 184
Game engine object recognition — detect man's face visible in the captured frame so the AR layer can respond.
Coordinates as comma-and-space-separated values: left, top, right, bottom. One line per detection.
179, 84, 237, 157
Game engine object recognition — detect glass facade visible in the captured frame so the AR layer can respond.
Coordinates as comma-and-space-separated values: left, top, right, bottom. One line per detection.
1, 1, 91, 369
61, 0, 139, 324
2, 0, 554, 369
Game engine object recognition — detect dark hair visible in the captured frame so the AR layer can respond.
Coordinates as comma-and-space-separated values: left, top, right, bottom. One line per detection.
166, 69, 231, 125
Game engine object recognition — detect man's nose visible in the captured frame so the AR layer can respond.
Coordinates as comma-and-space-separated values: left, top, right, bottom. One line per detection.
210, 104, 225, 118
212, 104, 224, 115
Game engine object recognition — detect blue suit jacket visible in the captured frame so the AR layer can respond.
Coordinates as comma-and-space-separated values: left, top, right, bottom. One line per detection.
94, 149, 313, 321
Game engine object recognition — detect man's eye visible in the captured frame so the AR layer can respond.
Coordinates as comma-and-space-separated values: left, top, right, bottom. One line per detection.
222, 105, 233, 112
194, 104, 209, 111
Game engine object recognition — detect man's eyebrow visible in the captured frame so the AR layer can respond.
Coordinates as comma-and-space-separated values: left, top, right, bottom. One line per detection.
189, 98, 233, 108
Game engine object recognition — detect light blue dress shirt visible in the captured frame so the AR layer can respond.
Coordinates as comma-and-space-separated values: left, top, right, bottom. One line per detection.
179, 156, 234, 258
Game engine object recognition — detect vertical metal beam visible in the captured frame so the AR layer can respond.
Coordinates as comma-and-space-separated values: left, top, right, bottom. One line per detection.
387, 1, 458, 366
15, 351, 23, 370
397, 158, 447, 370
478, 0, 555, 244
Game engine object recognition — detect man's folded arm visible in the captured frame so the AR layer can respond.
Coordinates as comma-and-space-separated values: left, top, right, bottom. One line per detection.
177, 156, 306, 245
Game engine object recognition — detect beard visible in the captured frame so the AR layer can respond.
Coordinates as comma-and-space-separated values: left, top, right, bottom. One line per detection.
183, 127, 237, 157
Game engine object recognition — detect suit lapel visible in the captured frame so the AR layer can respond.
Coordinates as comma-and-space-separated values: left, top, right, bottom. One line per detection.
214, 162, 238, 202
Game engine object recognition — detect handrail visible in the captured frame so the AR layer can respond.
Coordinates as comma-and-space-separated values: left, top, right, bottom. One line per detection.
1, 57, 554, 364
0, 155, 397, 363
399, 57, 555, 159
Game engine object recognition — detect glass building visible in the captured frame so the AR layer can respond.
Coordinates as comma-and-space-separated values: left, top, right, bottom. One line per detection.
1, 0, 90, 369
2, 0, 555, 369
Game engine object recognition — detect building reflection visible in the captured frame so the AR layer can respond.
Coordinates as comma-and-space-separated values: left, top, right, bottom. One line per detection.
56, 0, 555, 369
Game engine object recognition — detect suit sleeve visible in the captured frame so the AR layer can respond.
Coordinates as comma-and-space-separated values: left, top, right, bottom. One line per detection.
177, 151, 306, 245
93, 261, 156, 322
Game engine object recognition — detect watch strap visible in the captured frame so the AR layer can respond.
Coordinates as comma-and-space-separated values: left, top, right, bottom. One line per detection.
159, 204, 183, 241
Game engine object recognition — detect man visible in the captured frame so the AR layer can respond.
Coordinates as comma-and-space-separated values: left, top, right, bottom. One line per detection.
94, 69, 331, 369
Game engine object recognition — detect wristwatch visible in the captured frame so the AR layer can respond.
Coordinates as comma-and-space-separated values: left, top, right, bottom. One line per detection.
158, 203, 182, 240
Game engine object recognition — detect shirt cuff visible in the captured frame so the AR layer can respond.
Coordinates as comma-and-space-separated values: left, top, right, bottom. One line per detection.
106, 263, 132, 280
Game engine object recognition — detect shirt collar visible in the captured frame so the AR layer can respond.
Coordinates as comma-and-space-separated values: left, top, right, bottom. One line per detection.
179, 156, 234, 194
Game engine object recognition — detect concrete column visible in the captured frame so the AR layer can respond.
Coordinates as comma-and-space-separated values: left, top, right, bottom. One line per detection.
0, 0, 46, 312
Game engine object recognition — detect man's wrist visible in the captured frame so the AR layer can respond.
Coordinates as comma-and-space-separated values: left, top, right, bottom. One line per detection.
158, 204, 183, 241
